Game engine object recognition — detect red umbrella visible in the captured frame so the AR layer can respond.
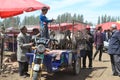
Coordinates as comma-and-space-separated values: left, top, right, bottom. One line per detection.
96, 22, 120, 31
0, 0, 49, 18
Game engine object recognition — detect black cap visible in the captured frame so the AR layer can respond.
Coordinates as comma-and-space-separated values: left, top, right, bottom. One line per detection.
19, 26, 26, 30
42, 6, 48, 11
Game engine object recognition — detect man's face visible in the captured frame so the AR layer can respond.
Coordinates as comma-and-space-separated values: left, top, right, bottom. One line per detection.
42, 10, 48, 14
21, 27, 27, 34
110, 27, 113, 31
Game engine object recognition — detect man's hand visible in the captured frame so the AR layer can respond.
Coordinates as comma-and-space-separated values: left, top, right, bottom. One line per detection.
52, 19, 55, 22
29, 42, 34, 46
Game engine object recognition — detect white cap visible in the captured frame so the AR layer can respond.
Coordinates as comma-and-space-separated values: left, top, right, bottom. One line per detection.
111, 24, 117, 28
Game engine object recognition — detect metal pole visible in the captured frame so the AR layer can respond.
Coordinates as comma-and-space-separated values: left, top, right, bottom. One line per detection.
72, 20, 74, 50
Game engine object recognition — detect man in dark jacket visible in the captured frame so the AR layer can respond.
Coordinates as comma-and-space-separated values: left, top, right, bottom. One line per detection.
82, 27, 94, 68
108, 24, 120, 76
93, 26, 104, 61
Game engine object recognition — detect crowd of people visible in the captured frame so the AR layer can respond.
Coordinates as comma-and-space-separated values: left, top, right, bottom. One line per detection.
0, 6, 120, 79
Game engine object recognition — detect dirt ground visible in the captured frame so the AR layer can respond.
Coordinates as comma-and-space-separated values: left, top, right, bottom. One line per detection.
0, 50, 120, 80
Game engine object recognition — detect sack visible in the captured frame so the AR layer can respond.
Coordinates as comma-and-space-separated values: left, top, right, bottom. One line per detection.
104, 41, 109, 49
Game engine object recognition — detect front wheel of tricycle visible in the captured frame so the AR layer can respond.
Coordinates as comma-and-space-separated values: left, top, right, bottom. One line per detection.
73, 57, 81, 75
32, 71, 41, 80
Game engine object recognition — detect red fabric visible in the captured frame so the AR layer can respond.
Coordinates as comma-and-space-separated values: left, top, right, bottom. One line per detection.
0, 0, 49, 18
48, 23, 90, 31
48, 23, 73, 31
96, 22, 120, 31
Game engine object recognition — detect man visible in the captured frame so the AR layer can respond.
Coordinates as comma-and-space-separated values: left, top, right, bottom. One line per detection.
93, 26, 104, 61
40, 6, 54, 39
17, 26, 33, 77
31, 28, 40, 42
108, 24, 120, 76
82, 27, 94, 68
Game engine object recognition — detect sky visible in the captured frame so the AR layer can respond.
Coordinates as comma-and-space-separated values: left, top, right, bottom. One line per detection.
3, 0, 120, 24
34, 0, 120, 24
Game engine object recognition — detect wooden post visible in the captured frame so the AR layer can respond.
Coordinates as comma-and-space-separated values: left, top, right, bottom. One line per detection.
0, 38, 4, 69
72, 20, 74, 50
0, 26, 5, 69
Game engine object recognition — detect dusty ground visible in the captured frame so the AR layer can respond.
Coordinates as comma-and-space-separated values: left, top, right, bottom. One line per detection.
0, 50, 120, 80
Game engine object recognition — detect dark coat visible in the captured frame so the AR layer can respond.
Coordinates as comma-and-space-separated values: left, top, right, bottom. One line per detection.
108, 31, 120, 55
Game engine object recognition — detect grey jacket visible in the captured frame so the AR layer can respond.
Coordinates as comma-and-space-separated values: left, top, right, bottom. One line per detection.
108, 30, 120, 55
17, 32, 31, 62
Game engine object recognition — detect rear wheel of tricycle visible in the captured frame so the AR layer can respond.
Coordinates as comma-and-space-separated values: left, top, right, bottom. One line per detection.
73, 57, 81, 75
33, 71, 42, 80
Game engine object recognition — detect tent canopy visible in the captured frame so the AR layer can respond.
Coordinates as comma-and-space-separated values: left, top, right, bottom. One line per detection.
0, 0, 49, 18
96, 22, 120, 31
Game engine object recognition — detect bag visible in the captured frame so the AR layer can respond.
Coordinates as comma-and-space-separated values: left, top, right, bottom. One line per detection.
104, 41, 109, 49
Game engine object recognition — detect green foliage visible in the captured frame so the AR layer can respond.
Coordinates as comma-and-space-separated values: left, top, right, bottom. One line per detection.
0, 13, 120, 27
22, 15, 39, 25
97, 14, 120, 24
2, 17, 20, 28
56, 13, 84, 23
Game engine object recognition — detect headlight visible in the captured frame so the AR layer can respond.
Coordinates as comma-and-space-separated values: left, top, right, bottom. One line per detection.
37, 44, 46, 53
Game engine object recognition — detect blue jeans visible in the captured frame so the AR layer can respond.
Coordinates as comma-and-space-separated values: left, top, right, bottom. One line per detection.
41, 26, 49, 39
43, 55, 52, 72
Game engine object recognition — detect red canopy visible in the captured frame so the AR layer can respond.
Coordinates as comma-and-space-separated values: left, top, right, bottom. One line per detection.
48, 23, 89, 31
0, 0, 49, 18
48, 23, 73, 31
96, 22, 120, 31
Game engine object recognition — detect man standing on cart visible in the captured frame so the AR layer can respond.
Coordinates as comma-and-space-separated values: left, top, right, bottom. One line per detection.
40, 6, 54, 39
39, 6, 54, 75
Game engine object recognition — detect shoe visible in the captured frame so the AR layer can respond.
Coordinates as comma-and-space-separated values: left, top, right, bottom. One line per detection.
82, 66, 86, 69
89, 66, 93, 69
118, 75, 120, 77
47, 72, 54, 76
112, 73, 118, 76
24, 73, 30, 77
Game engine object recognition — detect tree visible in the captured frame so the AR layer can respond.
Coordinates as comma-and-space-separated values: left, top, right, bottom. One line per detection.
103, 14, 107, 23
106, 16, 111, 22
97, 16, 101, 24
80, 14, 84, 22
73, 13, 77, 21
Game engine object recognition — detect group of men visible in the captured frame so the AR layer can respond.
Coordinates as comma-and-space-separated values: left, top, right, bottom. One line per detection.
1, 6, 119, 78
76, 23, 120, 78
17, 6, 54, 78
